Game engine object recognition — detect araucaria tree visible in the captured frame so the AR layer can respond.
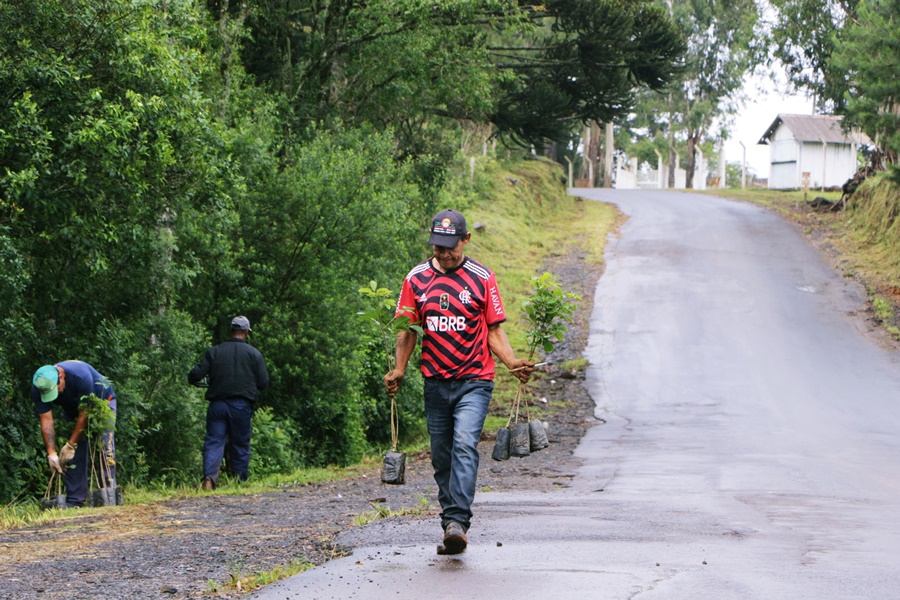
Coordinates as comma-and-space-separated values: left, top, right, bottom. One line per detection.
230, 0, 685, 149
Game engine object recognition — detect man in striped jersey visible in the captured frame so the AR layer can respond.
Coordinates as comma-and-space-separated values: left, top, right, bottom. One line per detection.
385, 208, 535, 555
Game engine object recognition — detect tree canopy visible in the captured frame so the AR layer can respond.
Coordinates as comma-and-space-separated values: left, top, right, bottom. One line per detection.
769, 0, 858, 112
831, 0, 900, 178
232, 0, 685, 147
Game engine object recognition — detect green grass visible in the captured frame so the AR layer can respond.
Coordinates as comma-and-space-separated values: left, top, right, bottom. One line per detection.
352, 496, 433, 526
483, 413, 510, 433
210, 558, 316, 594
701, 188, 843, 218
0, 500, 68, 530
0, 460, 382, 531
847, 175, 900, 288
130, 463, 374, 504
558, 357, 590, 372
873, 295, 900, 338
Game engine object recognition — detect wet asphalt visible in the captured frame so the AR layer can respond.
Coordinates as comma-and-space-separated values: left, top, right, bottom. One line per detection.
252, 189, 900, 599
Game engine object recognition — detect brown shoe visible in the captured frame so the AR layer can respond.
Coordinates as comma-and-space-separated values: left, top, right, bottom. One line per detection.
440, 521, 467, 555
201, 477, 215, 491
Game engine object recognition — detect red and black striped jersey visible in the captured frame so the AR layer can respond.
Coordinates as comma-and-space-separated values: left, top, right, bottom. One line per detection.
396, 256, 506, 380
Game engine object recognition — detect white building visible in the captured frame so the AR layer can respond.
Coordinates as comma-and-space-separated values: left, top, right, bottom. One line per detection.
758, 114, 869, 190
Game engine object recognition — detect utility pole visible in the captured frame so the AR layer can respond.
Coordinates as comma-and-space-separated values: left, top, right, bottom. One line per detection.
718, 140, 726, 189
738, 141, 747, 189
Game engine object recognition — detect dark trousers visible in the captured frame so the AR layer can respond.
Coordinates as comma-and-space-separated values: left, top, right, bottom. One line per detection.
203, 399, 253, 482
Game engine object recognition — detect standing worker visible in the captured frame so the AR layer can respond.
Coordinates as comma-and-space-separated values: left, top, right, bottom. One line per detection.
31, 361, 117, 508
189, 316, 269, 490
384, 209, 534, 555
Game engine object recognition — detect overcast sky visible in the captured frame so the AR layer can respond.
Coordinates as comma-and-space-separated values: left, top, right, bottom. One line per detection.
723, 75, 815, 180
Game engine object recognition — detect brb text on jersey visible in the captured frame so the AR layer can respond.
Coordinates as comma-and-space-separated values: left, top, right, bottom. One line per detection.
396, 257, 506, 380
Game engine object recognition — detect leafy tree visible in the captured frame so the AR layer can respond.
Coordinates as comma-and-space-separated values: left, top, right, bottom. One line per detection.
0, 0, 239, 495
666, 0, 763, 188
230, 0, 503, 131
489, 0, 685, 146
0, 0, 223, 349
769, 0, 858, 111
227, 127, 424, 465
831, 0, 900, 179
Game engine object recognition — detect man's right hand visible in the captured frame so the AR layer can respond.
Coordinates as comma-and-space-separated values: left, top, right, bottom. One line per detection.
47, 453, 63, 474
384, 369, 405, 397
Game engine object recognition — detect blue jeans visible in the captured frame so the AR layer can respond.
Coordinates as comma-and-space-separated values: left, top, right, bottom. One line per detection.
203, 399, 253, 482
424, 378, 494, 531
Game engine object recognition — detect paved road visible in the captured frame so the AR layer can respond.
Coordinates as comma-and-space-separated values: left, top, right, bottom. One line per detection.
253, 189, 900, 599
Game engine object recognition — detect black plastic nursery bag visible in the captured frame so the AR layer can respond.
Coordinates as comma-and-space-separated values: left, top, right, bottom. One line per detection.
510, 422, 531, 457
491, 427, 511, 461
381, 450, 407, 485
529, 419, 550, 451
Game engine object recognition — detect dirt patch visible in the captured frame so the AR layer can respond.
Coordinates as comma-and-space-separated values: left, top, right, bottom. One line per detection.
0, 246, 603, 600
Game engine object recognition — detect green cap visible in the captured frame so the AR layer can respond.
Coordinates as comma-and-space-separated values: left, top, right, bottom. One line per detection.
33, 365, 59, 403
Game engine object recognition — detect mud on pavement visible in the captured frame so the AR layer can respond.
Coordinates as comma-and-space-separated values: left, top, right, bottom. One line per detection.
0, 246, 603, 600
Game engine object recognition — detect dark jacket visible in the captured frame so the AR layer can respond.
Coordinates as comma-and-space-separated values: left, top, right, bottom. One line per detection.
188, 338, 269, 403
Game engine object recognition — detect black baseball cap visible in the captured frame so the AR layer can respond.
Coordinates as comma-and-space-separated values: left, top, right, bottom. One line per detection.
429, 209, 468, 248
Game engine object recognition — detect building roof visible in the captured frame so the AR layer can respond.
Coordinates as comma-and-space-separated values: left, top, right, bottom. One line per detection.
757, 113, 870, 145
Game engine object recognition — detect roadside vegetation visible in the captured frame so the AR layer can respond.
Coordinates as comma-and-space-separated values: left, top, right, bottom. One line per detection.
0, 0, 678, 510
0, 157, 618, 531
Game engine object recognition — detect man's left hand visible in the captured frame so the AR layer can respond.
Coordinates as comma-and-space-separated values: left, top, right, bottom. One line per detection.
59, 441, 76, 466
508, 359, 536, 384
384, 368, 405, 397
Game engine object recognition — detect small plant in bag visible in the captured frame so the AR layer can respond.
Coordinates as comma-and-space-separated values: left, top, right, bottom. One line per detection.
357, 281, 423, 484
41, 470, 67, 510
82, 393, 119, 506
523, 272, 579, 355
495, 273, 579, 460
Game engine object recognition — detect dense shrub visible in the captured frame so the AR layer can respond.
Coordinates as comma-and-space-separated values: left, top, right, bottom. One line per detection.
250, 407, 299, 476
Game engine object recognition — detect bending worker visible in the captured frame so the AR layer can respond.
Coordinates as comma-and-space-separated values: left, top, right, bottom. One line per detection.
31, 361, 117, 508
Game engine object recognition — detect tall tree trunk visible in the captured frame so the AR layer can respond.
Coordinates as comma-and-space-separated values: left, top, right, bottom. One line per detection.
589, 121, 603, 186
668, 143, 676, 188
603, 122, 614, 188
685, 135, 697, 189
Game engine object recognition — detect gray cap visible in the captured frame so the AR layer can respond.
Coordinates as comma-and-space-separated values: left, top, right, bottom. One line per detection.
231, 316, 251, 331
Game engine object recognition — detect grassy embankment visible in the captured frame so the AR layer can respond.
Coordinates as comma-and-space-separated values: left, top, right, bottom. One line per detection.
707, 175, 900, 339
0, 157, 619, 533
